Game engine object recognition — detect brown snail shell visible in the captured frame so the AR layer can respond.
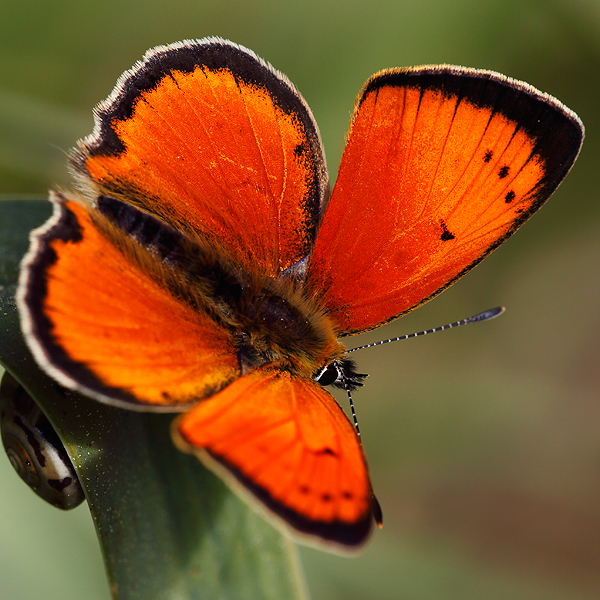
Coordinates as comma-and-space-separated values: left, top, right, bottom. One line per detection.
0, 371, 85, 510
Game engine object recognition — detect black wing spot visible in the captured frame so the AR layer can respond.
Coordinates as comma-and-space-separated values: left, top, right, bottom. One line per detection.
498, 165, 510, 179
484, 149, 493, 163
505, 190, 516, 203
440, 220, 456, 241
300, 485, 310, 494
316, 447, 336, 456
322, 493, 332, 502
343, 491, 354, 500
293, 143, 306, 158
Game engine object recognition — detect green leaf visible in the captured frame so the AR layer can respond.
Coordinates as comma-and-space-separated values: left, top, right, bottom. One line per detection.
0, 199, 309, 600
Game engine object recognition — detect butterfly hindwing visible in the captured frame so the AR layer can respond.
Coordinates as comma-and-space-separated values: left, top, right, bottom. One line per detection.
18, 191, 240, 411
307, 66, 584, 335
72, 38, 329, 277
175, 367, 374, 547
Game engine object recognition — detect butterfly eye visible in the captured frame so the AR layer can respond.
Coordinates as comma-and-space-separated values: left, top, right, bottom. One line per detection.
0, 372, 85, 510
314, 359, 368, 391
314, 363, 340, 387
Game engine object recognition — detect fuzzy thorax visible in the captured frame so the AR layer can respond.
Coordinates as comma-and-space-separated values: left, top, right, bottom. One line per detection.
90, 194, 346, 380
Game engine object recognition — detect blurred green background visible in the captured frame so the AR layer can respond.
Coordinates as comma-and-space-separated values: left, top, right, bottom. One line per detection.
1, 0, 599, 598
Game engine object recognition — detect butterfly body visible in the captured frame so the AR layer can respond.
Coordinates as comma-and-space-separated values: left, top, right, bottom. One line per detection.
96, 194, 347, 382
17, 38, 583, 548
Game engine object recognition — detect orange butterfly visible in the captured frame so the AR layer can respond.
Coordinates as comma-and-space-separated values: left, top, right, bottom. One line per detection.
17, 38, 583, 548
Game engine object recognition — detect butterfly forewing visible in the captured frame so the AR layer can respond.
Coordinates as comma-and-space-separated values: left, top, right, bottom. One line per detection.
307, 66, 584, 335
72, 38, 328, 277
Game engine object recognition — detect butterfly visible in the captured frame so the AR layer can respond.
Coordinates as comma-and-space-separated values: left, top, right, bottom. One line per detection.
17, 38, 583, 549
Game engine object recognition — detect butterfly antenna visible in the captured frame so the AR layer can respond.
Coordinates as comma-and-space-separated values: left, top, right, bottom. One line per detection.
347, 383, 362, 439
338, 363, 383, 528
345, 306, 505, 354
339, 307, 504, 530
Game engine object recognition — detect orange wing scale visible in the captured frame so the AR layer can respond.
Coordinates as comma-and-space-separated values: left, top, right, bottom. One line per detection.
20, 193, 239, 410
307, 67, 583, 335
177, 368, 373, 546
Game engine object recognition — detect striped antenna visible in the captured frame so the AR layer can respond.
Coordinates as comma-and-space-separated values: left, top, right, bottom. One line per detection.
337, 361, 384, 528
340, 306, 504, 530
345, 306, 505, 354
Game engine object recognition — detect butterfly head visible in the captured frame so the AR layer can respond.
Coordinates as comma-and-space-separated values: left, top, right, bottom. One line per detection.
313, 358, 367, 391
